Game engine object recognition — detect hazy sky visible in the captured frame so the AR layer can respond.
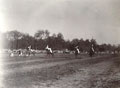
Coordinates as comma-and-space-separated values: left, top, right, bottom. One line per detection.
0, 0, 120, 44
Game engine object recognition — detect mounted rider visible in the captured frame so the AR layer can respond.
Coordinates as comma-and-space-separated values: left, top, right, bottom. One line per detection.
75, 46, 80, 58
45, 45, 54, 57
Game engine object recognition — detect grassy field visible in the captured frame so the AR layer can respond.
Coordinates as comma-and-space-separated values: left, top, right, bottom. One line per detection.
1, 53, 120, 88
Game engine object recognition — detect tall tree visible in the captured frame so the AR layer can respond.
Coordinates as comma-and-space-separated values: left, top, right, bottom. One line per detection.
4, 30, 23, 40
44, 29, 50, 39
57, 33, 64, 40
34, 30, 44, 40
34, 29, 50, 40
4, 30, 23, 49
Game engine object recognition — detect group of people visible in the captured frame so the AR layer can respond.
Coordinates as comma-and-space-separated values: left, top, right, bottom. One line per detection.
76, 44, 95, 58
10, 45, 35, 57
45, 44, 95, 58
10, 44, 95, 58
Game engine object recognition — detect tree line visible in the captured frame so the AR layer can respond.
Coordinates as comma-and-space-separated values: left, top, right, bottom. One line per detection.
2, 30, 120, 53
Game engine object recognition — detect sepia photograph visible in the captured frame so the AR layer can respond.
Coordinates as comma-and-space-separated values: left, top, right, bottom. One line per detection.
0, 0, 120, 88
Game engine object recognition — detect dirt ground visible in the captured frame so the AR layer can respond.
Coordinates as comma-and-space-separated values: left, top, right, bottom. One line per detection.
0, 54, 120, 88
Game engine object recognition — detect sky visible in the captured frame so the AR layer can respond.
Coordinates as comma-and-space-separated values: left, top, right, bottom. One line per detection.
0, 0, 120, 44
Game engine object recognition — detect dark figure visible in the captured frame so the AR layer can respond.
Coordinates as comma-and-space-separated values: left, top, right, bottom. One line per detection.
18, 49, 23, 56
89, 44, 95, 57
75, 46, 80, 58
18, 50, 21, 55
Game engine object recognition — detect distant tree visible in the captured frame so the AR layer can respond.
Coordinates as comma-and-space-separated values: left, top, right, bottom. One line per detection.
4, 30, 23, 41
34, 29, 50, 40
57, 33, 64, 40
65, 40, 71, 50
84, 39, 91, 51
44, 29, 50, 39
90, 38, 98, 52
45, 32, 65, 50
79, 38, 84, 52
34, 30, 50, 49
54, 33, 65, 49
71, 38, 79, 47
99, 44, 106, 52
20, 33, 34, 49
34, 30, 44, 40
2, 29, 119, 53
3, 30, 23, 49
111, 45, 117, 54
90, 38, 97, 45
52, 33, 57, 38
116, 45, 120, 53
46, 34, 57, 49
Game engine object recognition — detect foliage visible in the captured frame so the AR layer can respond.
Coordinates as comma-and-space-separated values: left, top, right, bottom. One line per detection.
2, 30, 120, 53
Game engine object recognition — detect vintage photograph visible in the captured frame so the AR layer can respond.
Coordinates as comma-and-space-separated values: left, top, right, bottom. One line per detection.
0, 0, 120, 88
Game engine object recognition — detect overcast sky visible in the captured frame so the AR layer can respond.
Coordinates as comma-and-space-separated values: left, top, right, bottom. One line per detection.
0, 0, 120, 44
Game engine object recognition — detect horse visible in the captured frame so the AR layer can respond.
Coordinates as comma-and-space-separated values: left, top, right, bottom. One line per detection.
45, 45, 54, 57
74, 46, 80, 58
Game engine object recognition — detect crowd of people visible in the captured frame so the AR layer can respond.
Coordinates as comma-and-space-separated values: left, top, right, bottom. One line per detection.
9, 44, 95, 58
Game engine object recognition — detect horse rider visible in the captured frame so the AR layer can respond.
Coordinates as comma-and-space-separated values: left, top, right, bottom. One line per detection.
45, 45, 54, 57
75, 46, 80, 58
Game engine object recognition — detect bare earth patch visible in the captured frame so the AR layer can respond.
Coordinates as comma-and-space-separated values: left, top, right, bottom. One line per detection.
1, 55, 120, 88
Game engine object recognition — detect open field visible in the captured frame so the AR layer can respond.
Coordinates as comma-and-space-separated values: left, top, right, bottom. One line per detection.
0, 53, 120, 88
